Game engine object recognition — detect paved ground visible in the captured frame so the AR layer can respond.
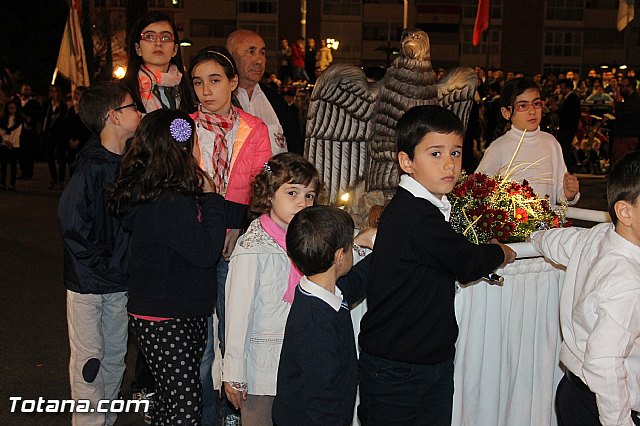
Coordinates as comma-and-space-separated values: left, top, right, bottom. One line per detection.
0, 164, 608, 425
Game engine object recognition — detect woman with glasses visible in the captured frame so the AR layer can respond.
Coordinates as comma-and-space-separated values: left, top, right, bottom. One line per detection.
476, 77, 580, 207
122, 12, 195, 114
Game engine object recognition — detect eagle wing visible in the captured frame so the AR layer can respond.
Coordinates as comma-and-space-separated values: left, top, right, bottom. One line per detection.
305, 64, 379, 203
437, 67, 478, 131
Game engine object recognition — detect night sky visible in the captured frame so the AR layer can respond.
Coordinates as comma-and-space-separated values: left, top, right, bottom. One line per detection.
2, 0, 69, 94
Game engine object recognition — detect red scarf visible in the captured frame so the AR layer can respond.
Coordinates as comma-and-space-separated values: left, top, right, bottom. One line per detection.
196, 105, 238, 194
259, 213, 302, 304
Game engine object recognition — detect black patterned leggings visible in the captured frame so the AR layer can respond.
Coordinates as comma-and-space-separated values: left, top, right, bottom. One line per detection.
129, 315, 207, 425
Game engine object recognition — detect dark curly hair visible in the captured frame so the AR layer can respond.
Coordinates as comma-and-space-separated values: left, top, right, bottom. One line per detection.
108, 109, 205, 216
249, 152, 322, 215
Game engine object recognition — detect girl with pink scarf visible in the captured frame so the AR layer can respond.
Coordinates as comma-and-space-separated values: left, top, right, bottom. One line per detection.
222, 153, 321, 424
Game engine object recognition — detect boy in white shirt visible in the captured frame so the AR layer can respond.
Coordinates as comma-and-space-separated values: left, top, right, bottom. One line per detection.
531, 151, 640, 426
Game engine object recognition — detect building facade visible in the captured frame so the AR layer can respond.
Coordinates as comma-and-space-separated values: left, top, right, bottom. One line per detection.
90, 0, 638, 78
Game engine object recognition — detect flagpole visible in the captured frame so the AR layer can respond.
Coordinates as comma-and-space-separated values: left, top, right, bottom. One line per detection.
51, 67, 59, 86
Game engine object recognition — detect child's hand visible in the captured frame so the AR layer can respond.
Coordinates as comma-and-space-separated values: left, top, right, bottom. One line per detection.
563, 172, 579, 201
223, 381, 247, 410
223, 229, 241, 260
490, 239, 517, 266
354, 227, 377, 249
202, 174, 215, 193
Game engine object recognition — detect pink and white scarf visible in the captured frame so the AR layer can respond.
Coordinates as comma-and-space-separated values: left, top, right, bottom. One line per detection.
259, 213, 302, 304
138, 64, 183, 112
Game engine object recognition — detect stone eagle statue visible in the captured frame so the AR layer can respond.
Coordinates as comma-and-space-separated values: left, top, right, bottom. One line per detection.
305, 29, 478, 203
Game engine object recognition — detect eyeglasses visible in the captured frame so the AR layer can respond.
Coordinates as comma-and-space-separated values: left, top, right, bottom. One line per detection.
140, 31, 175, 43
511, 100, 545, 112
105, 102, 138, 120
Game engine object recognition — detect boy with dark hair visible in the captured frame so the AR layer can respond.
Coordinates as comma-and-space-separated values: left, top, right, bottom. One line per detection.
58, 81, 140, 425
272, 205, 369, 425
358, 105, 516, 425
531, 151, 640, 426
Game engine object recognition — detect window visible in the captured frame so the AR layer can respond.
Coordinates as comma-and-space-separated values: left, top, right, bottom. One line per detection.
191, 19, 236, 38
546, 0, 585, 21
239, 0, 277, 14
583, 28, 624, 46
544, 31, 582, 56
323, 0, 361, 16
461, 28, 501, 56
238, 21, 277, 49
585, 0, 617, 9
363, 24, 404, 41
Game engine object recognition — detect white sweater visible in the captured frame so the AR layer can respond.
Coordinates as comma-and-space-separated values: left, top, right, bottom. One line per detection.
476, 126, 579, 206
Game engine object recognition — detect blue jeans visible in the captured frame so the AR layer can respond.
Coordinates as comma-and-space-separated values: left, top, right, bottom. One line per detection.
199, 315, 216, 426
215, 257, 239, 418
199, 257, 238, 424
358, 351, 454, 426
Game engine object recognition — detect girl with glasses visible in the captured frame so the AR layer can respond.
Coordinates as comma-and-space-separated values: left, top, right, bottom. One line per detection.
122, 12, 195, 114
476, 77, 580, 207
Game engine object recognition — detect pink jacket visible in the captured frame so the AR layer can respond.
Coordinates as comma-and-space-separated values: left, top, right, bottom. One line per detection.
191, 109, 272, 205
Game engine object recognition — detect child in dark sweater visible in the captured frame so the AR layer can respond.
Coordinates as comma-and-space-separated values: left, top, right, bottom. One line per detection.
358, 105, 516, 426
272, 206, 369, 425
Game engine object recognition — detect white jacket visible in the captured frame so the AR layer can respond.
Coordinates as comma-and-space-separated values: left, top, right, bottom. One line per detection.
223, 218, 293, 396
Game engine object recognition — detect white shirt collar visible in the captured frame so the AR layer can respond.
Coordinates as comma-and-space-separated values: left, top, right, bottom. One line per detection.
299, 276, 344, 312
399, 174, 452, 222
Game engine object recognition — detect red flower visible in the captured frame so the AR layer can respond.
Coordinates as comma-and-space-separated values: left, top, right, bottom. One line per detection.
551, 216, 559, 227
515, 208, 528, 222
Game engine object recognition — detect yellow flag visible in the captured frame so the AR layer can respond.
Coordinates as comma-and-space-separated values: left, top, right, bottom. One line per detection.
54, 0, 90, 87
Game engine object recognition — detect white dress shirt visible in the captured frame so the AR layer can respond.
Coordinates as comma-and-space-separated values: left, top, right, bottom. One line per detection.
236, 85, 287, 155
398, 174, 452, 221
531, 223, 640, 426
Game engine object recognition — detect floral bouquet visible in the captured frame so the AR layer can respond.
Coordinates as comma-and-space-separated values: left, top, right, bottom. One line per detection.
449, 172, 568, 244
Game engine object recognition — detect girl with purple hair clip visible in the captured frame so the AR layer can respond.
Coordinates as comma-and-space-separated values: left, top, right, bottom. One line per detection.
108, 109, 247, 425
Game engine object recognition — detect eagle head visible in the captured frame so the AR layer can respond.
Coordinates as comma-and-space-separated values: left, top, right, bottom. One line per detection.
400, 29, 431, 61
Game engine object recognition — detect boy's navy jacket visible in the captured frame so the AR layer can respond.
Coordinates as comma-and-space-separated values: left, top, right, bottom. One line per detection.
272, 255, 370, 425
59, 136, 129, 294
359, 187, 504, 364
121, 189, 246, 318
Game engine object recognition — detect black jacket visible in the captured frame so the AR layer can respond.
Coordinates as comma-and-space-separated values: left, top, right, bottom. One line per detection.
121, 190, 246, 317
259, 83, 304, 155
359, 187, 504, 364
58, 137, 129, 294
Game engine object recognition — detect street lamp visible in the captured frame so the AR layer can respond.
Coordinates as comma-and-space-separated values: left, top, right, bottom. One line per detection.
113, 65, 126, 80
326, 38, 340, 50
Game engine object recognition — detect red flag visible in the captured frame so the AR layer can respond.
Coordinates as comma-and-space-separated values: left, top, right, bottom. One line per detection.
472, 0, 490, 47
53, 0, 90, 87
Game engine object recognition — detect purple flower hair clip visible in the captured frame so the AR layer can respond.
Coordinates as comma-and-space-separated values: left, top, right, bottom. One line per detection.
169, 118, 192, 143
263, 162, 272, 173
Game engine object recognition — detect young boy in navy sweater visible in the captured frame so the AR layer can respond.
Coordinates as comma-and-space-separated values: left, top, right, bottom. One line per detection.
272, 205, 369, 425
358, 105, 516, 426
